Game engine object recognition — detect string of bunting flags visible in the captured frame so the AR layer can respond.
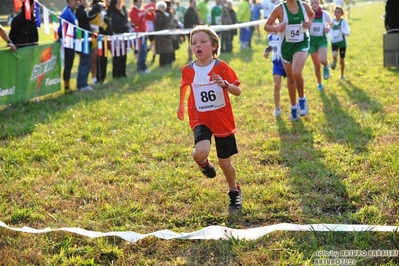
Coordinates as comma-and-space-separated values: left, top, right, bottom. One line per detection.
28, 0, 266, 56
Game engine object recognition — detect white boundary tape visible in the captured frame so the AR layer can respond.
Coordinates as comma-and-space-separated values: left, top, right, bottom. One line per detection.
1, 221, 398, 243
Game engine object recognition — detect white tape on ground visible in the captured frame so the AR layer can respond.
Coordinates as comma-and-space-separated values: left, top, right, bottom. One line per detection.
0, 221, 398, 243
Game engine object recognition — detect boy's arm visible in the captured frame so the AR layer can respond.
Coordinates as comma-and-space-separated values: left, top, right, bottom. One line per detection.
177, 83, 188, 121
211, 72, 241, 96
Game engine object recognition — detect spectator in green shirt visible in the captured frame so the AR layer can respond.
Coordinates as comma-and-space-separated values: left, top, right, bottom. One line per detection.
210, 0, 223, 25
236, 0, 252, 48
197, 0, 210, 25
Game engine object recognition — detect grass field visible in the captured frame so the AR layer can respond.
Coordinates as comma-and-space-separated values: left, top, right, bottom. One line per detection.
1, 1, 399, 265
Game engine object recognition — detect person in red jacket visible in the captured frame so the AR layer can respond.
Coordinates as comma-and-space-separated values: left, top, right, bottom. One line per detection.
144, 0, 157, 62
177, 25, 243, 212
129, 0, 154, 73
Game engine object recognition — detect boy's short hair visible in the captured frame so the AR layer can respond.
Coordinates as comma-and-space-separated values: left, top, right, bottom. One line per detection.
190, 25, 221, 58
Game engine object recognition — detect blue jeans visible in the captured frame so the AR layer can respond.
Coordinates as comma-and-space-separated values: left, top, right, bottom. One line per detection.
77, 49, 92, 89
137, 36, 148, 71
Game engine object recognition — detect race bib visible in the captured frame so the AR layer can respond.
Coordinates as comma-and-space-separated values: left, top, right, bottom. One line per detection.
285, 24, 304, 43
215, 16, 222, 25
331, 29, 343, 43
192, 83, 226, 112
310, 22, 324, 37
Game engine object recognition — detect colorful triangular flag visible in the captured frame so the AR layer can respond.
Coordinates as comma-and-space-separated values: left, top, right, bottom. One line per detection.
43, 7, 50, 34
97, 35, 103, 57
52, 14, 58, 39
75, 28, 82, 52
35, 2, 41, 27
24, 0, 31, 21
83, 30, 89, 54
104, 36, 109, 57
64, 22, 75, 49
14, 0, 22, 12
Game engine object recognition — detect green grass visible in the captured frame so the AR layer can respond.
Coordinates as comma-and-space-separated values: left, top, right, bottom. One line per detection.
1, 1, 399, 265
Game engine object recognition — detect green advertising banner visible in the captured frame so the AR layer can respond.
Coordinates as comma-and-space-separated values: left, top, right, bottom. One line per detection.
0, 42, 61, 107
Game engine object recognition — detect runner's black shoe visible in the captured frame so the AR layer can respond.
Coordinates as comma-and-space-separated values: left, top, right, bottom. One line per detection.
198, 162, 216, 178
228, 185, 242, 212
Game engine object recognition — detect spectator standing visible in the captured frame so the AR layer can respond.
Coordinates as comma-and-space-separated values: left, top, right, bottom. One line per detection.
144, 0, 157, 63
130, 0, 154, 73
7, 9, 16, 26
210, 0, 223, 26
183, 0, 200, 62
0, 25, 17, 52
89, 0, 105, 85
75, 0, 103, 92
174, 1, 186, 24
97, 0, 111, 83
262, 0, 279, 19
58, 0, 79, 92
236, 0, 251, 49
197, 0, 210, 25
108, 0, 130, 78
154, 1, 174, 66
165, 0, 181, 62
9, 0, 39, 48
220, 0, 232, 53
251, 0, 262, 39
385, 0, 399, 33
49, 2, 59, 13
226, 0, 237, 50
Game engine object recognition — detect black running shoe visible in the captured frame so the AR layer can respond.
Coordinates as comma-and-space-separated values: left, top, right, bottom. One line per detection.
228, 185, 242, 212
198, 163, 216, 178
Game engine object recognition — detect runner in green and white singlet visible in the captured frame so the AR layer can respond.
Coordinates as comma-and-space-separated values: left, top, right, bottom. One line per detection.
330, 6, 350, 81
309, 0, 333, 91
280, 1, 309, 64
263, 0, 315, 121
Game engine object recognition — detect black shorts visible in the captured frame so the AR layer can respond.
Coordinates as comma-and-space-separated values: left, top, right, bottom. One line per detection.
193, 125, 238, 159
332, 45, 346, 59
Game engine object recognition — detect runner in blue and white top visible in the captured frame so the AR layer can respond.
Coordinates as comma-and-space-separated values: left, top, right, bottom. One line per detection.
264, 32, 286, 117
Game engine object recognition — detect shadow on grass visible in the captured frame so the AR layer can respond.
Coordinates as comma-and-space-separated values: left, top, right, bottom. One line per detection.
275, 117, 356, 224
319, 89, 374, 153
339, 80, 383, 114
0, 66, 177, 139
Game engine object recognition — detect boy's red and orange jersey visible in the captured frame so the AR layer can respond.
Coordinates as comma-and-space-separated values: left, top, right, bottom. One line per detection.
180, 59, 241, 137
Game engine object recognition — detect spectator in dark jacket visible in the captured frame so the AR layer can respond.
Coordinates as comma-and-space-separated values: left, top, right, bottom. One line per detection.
220, 0, 232, 53
226, 0, 237, 50
108, 0, 130, 78
75, 0, 103, 91
385, 0, 399, 33
184, 0, 200, 62
154, 1, 174, 66
9, 0, 38, 48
